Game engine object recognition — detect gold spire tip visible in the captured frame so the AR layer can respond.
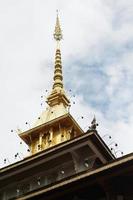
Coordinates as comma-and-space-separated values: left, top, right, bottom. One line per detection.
53, 10, 63, 41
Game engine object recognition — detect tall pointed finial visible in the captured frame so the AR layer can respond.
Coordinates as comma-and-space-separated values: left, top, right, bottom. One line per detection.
53, 10, 63, 42
46, 11, 70, 107
52, 10, 63, 90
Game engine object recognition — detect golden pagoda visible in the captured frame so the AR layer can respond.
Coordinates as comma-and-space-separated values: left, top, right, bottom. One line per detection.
19, 11, 83, 155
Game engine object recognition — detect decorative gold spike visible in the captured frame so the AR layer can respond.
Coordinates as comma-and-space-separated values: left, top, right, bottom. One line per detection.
53, 48, 63, 89
52, 11, 64, 90
46, 11, 70, 108
53, 10, 63, 42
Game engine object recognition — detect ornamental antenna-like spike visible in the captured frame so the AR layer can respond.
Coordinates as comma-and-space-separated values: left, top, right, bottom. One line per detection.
46, 11, 70, 107
88, 115, 99, 131
53, 10, 63, 45
52, 10, 63, 90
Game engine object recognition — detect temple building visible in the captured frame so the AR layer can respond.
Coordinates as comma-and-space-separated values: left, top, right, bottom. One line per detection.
0, 13, 133, 200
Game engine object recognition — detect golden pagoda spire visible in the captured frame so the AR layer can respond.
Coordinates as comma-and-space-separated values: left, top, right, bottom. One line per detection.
53, 10, 63, 90
53, 46, 63, 90
53, 10, 63, 42
47, 11, 70, 107
19, 12, 83, 155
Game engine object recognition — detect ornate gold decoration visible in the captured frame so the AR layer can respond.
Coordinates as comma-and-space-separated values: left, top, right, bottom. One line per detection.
46, 11, 70, 108
53, 10, 63, 41
18, 12, 83, 155
53, 49, 63, 89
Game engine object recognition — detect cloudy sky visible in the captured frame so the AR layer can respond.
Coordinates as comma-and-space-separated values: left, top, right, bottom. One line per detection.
0, 0, 133, 167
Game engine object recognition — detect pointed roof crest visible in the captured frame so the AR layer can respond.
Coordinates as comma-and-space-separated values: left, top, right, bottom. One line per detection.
53, 10, 63, 42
